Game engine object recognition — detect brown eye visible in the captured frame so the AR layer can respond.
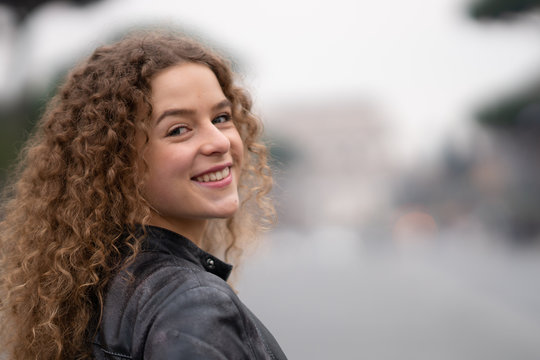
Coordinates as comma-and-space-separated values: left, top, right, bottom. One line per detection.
167, 125, 189, 137
212, 114, 231, 124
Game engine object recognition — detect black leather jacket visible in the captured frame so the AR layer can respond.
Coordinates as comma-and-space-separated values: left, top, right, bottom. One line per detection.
92, 226, 287, 359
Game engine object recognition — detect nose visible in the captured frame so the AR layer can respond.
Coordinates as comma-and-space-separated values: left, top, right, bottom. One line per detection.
198, 122, 231, 156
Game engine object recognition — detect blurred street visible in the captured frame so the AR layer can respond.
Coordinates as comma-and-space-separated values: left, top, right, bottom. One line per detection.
238, 227, 540, 359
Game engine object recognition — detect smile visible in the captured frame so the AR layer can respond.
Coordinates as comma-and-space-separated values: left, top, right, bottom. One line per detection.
194, 166, 230, 183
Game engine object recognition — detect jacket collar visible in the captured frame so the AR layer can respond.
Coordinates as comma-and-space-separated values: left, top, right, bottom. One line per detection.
135, 225, 233, 281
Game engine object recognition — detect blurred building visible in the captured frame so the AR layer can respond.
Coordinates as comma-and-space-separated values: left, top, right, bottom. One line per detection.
265, 99, 397, 230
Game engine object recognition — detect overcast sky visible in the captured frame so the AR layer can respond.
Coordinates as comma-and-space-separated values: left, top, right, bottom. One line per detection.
1, 0, 539, 163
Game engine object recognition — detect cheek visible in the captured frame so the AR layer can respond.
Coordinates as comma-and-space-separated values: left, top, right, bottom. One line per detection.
145, 146, 192, 183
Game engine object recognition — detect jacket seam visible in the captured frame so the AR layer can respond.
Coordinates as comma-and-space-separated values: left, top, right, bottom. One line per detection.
93, 343, 132, 359
250, 320, 277, 360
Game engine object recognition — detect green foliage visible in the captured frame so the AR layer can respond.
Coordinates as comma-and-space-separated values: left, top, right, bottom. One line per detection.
469, 0, 540, 129
469, 0, 540, 19
0, 77, 60, 183
476, 85, 540, 128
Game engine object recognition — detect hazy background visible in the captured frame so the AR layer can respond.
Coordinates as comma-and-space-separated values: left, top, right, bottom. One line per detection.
1, 0, 540, 358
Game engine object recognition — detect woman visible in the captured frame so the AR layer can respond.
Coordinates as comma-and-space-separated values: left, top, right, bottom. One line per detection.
0, 31, 287, 360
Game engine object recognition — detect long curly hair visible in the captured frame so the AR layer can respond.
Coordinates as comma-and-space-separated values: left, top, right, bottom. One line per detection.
0, 30, 274, 360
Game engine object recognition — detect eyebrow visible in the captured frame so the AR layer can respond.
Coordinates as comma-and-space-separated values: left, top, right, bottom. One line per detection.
155, 99, 232, 124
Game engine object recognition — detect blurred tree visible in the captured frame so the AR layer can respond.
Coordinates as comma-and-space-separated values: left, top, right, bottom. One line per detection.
469, 0, 540, 19
0, 74, 61, 183
0, 0, 102, 23
468, 0, 540, 128
467, 0, 540, 244
476, 83, 540, 128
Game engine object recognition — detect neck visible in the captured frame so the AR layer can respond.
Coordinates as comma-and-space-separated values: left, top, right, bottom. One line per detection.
147, 215, 207, 246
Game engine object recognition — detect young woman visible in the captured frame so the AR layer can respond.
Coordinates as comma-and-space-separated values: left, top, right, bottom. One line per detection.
0, 31, 286, 360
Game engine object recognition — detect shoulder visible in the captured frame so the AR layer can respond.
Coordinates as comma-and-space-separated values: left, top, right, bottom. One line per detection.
142, 280, 255, 358
106, 249, 235, 323
129, 253, 239, 316
96, 251, 259, 359
126, 252, 244, 329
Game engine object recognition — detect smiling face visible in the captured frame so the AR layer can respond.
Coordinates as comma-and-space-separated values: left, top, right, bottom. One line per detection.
140, 63, 244, 241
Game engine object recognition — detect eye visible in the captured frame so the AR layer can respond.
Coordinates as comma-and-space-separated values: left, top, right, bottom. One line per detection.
212, 113, 232, 125
166, 125, 189, 137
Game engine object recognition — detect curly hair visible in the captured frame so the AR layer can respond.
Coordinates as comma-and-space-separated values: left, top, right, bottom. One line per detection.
0, 30, 274, 360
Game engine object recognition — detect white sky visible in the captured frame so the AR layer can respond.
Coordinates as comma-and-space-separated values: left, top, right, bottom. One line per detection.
1, 0, 539, 163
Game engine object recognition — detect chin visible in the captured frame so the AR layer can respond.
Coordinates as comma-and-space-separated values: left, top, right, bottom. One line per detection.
211, 201, 240, 219
215, 207, 239, 219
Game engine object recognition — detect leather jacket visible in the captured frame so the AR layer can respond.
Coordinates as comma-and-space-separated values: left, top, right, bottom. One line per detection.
92, 225, 287, 359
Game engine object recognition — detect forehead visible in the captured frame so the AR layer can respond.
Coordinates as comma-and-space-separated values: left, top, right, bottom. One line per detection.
150, 63, 225, 108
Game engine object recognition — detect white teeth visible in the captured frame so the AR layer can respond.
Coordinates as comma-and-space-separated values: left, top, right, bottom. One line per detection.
195, 167, 230, 183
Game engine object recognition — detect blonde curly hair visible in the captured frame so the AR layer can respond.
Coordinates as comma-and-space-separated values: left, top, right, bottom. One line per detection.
0, 30, 274, 360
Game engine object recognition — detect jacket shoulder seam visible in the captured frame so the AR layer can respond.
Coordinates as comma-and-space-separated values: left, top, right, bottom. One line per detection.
249, 320, 278, 360
92, 342, 132, 359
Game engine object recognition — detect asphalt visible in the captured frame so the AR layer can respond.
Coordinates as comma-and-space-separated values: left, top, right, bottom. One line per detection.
237, 227, 540, 360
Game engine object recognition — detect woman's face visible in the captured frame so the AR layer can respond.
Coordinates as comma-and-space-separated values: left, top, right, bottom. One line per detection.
141, 62, 244, 238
